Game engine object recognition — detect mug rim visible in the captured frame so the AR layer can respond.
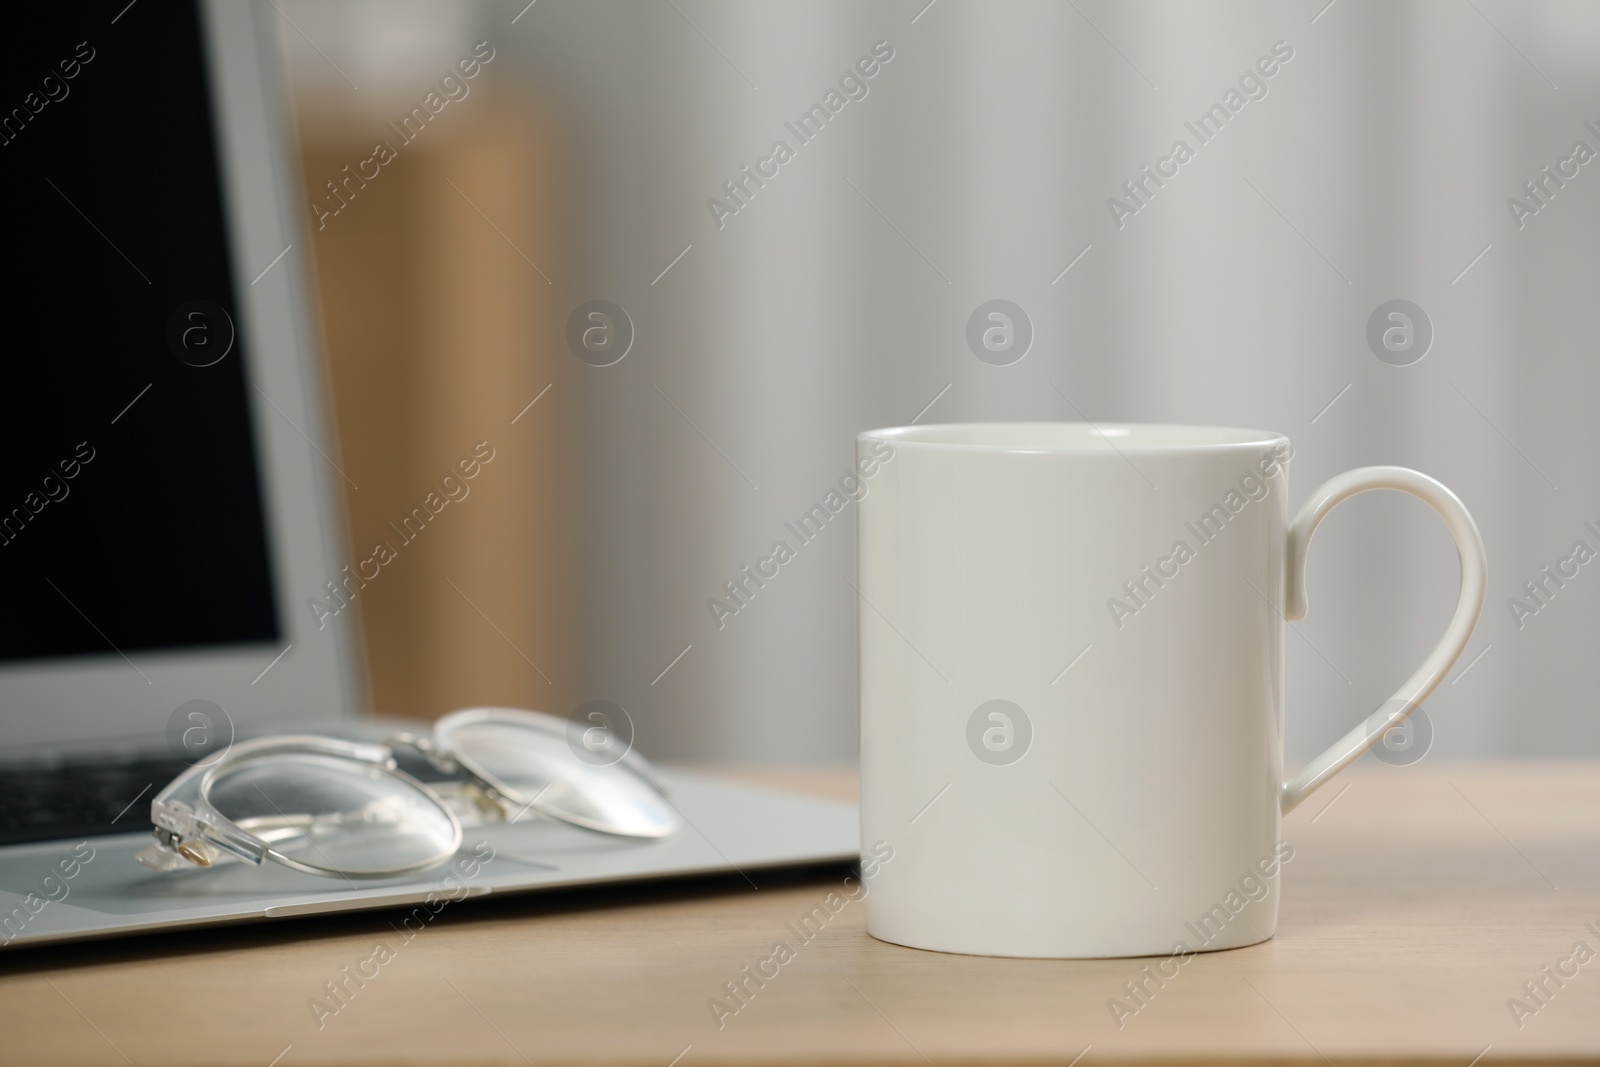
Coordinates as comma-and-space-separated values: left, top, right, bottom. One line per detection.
858, 421, 1288, 455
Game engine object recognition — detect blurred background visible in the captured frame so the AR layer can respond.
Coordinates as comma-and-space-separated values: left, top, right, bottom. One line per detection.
275, 0, 1600, 765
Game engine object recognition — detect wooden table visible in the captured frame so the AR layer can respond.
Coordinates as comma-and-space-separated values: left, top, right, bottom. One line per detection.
3, 763, 1597, 1066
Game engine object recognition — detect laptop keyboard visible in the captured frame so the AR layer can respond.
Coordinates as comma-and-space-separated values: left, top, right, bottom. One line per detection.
0, 747, 461, 849
0, 756, 193, 847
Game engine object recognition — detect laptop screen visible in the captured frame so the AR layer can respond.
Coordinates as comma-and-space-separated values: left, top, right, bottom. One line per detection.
0, 0, 282, 662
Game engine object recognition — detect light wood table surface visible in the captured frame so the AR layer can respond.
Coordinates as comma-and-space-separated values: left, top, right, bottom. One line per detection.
3, 763, 1597, 1066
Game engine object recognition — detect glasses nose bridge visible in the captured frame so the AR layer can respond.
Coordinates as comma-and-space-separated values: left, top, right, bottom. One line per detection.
386, 730, 460, 773
386, 731, 516, 821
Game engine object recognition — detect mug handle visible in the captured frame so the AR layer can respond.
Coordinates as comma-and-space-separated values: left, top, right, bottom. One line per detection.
1280, 466, 1487, 814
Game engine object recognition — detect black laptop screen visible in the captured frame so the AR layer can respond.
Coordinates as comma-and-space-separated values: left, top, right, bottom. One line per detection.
0, 0, 282, 662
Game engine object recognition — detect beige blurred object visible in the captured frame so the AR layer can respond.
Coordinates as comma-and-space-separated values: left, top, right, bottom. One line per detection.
293, 104, 574, 722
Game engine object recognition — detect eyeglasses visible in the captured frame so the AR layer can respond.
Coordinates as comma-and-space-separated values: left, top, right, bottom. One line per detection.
135, 707, 679, 880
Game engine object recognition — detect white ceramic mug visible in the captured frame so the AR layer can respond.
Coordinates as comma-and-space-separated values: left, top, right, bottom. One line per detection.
855, 423, 1485, 958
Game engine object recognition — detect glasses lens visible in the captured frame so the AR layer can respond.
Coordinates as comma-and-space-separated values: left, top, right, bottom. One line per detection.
441, 712, 679, 838
205, 752, 459, 876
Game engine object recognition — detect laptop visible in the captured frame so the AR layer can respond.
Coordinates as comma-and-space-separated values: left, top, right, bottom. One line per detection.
0, 0, 855, 950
